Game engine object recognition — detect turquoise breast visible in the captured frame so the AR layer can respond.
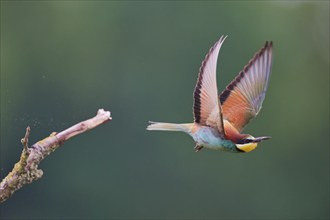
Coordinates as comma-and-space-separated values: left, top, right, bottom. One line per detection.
192, 126, 239, 153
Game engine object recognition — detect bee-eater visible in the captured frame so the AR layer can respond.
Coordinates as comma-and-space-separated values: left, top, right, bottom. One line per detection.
147, 36, 273, 153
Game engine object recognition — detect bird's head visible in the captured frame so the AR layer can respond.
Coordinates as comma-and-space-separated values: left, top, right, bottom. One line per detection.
235, 135, 271, 153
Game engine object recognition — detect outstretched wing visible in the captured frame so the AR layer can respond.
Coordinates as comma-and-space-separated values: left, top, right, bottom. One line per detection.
193, 35, 227, 137
220, 41, 273, 132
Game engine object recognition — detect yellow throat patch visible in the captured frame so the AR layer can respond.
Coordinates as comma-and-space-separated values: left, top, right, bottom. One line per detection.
236, 143, 258, 152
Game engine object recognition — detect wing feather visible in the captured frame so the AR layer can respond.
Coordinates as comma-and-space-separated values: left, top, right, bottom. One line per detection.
193, 36, 227, 137
219, 41, 273, 132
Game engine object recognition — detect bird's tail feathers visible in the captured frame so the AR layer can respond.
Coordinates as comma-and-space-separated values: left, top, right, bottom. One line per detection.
147, 121, 194, 133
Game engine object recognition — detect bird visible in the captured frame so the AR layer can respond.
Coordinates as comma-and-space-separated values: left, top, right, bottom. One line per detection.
147, 35, 273, 153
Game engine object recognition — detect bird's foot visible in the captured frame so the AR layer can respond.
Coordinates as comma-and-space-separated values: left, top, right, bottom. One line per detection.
194, 144, 203, 152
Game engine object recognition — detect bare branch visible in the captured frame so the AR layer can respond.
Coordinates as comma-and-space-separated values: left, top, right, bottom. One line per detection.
0, 109, 112, 203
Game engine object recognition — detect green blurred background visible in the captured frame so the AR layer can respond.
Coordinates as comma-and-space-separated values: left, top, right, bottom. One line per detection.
1, 1, 329, 219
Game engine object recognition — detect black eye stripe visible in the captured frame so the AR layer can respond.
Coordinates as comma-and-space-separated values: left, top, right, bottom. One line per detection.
237, 139, 253, 144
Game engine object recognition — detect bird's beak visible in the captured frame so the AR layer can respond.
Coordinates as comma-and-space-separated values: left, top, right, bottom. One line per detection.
253, 136, 272, 143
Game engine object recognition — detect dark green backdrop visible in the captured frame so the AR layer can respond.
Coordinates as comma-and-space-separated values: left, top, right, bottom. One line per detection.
1, 1, 329, 219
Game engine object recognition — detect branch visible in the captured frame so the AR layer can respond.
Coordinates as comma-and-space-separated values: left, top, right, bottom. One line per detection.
0, 109, 112, 203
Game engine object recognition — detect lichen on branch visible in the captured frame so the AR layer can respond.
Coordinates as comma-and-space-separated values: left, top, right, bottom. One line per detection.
0, 109, 112, 203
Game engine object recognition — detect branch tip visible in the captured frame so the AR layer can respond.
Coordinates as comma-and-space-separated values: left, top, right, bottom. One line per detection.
21, 126, 31, 150
97, 108, 112, 120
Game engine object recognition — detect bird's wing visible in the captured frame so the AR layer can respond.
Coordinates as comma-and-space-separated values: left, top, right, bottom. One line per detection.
219, 41, 273, 132
193, 35, 227, 137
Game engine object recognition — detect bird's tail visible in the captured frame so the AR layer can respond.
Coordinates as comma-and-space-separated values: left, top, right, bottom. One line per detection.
147, 121, 194, 133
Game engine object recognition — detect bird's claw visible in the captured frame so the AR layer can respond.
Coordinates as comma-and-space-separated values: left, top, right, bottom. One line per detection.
194, 144, 203, 152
